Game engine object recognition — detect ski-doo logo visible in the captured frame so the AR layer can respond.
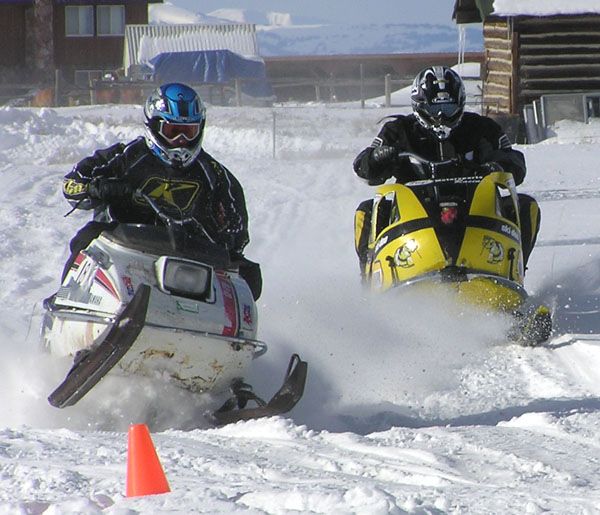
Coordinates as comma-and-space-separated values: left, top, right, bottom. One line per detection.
500, 224, 519, 241
135, 177, 200, 212
482, 236, 504, 264
374, 235, 389, 253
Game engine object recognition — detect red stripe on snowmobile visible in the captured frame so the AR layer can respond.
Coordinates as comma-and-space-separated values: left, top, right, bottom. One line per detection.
216, 272, 238, 337
71, 253, 85, 270
95, 269, 119, 299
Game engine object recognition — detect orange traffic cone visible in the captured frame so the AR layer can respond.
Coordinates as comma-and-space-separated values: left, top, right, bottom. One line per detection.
126, 423, 171, 497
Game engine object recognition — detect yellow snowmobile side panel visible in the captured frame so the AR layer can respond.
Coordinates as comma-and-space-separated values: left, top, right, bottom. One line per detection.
368, 185, 446, 292
370, 227, 447, 291
368, 184, 428, 244
393, 185, 429, 219
458, 227, 523, 286
458, 172, 524, 286
469, 171, 518, 218
454, 276, 525, 311
374, 276, 524, 312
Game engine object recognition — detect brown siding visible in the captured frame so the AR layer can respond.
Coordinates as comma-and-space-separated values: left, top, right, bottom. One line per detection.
53, 2, 148, 70
0, 5, 27, 66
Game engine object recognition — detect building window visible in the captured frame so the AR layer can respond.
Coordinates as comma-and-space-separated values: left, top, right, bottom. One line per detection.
65, 6, 94, 36
97, 5, 125, 36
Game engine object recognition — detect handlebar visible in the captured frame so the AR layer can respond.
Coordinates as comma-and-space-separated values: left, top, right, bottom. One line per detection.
404, 176, 484, 188
136, 191, 196, 226
393, 151, 497, 183
134, 190, 217, 245
392, 152, 462, 181
397, 152, 459, 168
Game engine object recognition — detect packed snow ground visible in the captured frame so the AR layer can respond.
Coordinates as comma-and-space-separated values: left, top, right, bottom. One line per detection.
1, 93, 600, 512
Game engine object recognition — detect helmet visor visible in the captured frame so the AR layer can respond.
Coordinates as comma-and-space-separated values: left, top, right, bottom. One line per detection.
158, 120, 200, 145
417, 101, 463, 128
421, 102, 461, 119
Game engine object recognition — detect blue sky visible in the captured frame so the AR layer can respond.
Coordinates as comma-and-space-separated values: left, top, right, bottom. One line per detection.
169, 0, 457, 25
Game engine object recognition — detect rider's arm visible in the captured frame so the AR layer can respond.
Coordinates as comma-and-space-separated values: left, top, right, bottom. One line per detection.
353, 116, 415, 185
211, 161, 250, 256
62, 141, 127, 209
476, 117, 526, 185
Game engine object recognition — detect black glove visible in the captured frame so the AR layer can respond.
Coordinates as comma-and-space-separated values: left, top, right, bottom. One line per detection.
477, 161, 504, 175
88, 177, 132, 202
237, 256, 263, 301
370, 145, 397, 165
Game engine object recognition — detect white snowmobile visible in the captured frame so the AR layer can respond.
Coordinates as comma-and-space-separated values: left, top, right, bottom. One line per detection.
41, 193, 307, 424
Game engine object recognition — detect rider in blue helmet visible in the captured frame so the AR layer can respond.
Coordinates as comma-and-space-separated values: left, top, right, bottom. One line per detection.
61, 83, 262, 299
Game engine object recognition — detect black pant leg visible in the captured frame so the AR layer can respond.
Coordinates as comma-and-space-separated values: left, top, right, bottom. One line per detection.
518, 193, 541, 268
354, 199, 372, 268
238, 258, 263, 301
61, 221, 115, 282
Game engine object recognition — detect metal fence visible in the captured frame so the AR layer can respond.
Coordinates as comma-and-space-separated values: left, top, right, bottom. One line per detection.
523, 92, 600, 143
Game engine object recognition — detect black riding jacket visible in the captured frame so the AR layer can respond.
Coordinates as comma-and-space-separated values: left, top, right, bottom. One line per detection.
353, 112, 526, 186
63, 137, 249, 255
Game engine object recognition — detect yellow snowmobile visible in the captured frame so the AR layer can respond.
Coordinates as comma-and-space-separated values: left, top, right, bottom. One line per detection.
360, 153, 551, 344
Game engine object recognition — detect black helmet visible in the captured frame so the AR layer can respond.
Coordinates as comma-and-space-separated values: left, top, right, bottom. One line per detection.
410, 66, 466, 140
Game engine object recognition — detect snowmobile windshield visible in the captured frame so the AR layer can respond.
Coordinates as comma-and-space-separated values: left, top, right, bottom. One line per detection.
103, 224, 231, 268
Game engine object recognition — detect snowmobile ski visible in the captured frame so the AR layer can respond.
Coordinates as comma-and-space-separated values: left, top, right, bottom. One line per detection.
509, 304, 553, 346
48, 284, 151, 408
212, 353, 308, 425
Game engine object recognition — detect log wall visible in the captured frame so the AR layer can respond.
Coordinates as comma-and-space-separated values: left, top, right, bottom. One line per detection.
483, 14, 600, 115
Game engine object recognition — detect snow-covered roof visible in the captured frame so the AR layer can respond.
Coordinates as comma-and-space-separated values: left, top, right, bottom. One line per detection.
123, 23, 260, 71
493, 0, 600, 17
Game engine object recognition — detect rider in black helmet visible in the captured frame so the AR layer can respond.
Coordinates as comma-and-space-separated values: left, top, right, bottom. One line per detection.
353, 65, 540, 278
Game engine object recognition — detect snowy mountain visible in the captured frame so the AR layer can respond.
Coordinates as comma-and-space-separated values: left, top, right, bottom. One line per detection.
1, 89, 600, 510
254, 22, 482, 57
149, 4, 483, 56
208, 8, 326, 27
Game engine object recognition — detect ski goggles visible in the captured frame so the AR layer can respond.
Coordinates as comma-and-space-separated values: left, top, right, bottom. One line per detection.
158, 120, 200, 143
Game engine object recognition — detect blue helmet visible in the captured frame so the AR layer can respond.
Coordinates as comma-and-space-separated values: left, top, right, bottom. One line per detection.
143, 83, 206, 167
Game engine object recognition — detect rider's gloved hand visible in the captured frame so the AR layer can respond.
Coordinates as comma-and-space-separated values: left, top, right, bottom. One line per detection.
370, 145, 397, 165
368, 145, 401, 185
88, 177, 132, 202
477, 161, 504, 175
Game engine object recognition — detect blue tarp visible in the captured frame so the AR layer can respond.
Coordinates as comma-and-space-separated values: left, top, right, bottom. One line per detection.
148, 50, 273, 98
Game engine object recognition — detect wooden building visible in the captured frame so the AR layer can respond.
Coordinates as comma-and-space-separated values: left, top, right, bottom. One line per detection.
0, 0, 160, 88
453, 0, 600, 115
